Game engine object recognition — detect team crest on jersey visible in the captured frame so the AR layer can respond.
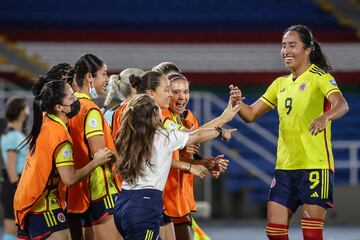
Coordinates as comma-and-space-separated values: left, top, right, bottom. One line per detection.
270, 178, 276, 188
329, 79, 337, 86
62, 148, 71, 158
57, 212, 66, 223
298, 82, 307, 92
280, 88, 285, 93
166, 120, 178, 130
88, 118, 98, 128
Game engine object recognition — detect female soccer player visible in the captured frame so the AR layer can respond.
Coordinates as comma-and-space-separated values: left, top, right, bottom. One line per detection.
13, 79, 112, 240
1, 98, 28, 240
103, 68, 144, 133
112, 94, 236, 240
165, 72, 229, 240
152, 62, 231, 240
67, 54, 122, 239
230, 24, 349, 240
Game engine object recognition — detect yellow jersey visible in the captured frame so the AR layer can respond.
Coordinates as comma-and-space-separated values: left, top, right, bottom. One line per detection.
260, 64, 341, 171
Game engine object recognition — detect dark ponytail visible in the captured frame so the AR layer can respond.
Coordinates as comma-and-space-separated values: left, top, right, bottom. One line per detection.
74, 54, 104, 87
129, 71, 163, 94
285, 24, 332, 72
21, 79, 68, 154
310, 40, 331, 72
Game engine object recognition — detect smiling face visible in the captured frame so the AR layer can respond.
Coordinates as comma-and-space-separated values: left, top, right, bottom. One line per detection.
281, 31, 311, 72
169, 79, 189, 115
152, 75, 171, 109
92, 64, 109, 95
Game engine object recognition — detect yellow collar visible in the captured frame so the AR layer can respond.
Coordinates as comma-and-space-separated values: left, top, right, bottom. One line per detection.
47, 113, 67, 130
75, 92, 91, 100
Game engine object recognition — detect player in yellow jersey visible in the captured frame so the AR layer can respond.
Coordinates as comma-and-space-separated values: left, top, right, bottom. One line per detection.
230, 25, 349, 240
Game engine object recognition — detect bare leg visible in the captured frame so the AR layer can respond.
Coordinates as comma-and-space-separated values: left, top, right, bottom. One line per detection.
46, 229, 71, 240
159, 222, 176, 240
92, 215, 123, 240
4, 219, 17, 235
267, 201, 293, 225
266, 201, 293, 240
174, 224, 192, 240
83, 227, 94, 240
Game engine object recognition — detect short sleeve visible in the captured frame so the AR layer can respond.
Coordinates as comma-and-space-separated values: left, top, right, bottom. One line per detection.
2, 131, 21, 152
55, 142, 74, 168
317, 73, 341, 99
85, 109, 104, 139
167, 130, 189, 152
260, 79, 279, 109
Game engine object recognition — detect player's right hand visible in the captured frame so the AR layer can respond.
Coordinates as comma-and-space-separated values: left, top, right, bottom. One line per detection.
94, 148, 113, 166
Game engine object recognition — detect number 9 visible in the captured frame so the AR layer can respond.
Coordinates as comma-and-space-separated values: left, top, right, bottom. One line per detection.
285, 97, 292, 115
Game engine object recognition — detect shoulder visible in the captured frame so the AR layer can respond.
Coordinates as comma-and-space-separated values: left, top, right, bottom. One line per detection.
266, 75, 289, 89
2, 129, 18, 139
308, 65, 335, 80
1, 130, 20, 147
161, 108, 173, 121
44, 117, 71, 140
114, 103, 127, 115
309, 70, 337, 86
274, 74, 290, 84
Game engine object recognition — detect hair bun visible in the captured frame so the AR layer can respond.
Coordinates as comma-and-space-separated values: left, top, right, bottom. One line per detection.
32, 76, 48, 97
129, 74, 141, 89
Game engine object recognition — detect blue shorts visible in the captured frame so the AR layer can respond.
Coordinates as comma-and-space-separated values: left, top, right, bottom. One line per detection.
81, 193, 117, 227
17, 208, 68, 240
114, 189, 163, 240
269, 169, 334, 212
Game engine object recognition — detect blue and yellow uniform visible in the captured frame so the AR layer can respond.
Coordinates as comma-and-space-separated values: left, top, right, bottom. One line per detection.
67, 92, 119, 225
260, 64, 340, 211
14, 114, 73, 239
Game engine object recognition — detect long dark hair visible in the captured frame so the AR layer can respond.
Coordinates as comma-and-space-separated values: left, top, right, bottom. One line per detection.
113, 94, 162, 185
129, 71, 164, 94
21, 78, 68, 154
285, 24, 332, 72
74, 54, 104, 87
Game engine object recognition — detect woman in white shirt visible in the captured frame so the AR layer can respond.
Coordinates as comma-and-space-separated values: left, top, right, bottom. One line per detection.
113, 94, 236, 240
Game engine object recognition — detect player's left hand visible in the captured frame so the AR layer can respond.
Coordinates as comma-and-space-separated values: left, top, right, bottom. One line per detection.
309, 114, 329, 136
185, 143, 200, 154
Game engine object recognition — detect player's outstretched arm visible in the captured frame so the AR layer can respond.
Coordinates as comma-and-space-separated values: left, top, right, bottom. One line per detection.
229, 85, 271, 123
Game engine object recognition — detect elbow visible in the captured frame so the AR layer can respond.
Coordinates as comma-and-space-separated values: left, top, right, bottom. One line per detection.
243, 116, 256, 123
344, 103, 350, 114
62, 178, 76, 187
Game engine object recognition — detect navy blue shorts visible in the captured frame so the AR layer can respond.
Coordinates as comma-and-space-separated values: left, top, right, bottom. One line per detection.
114, 189, 163, 240
17, 208, 68, 240
269, 169, 334, 212
81, 193, 117, 227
